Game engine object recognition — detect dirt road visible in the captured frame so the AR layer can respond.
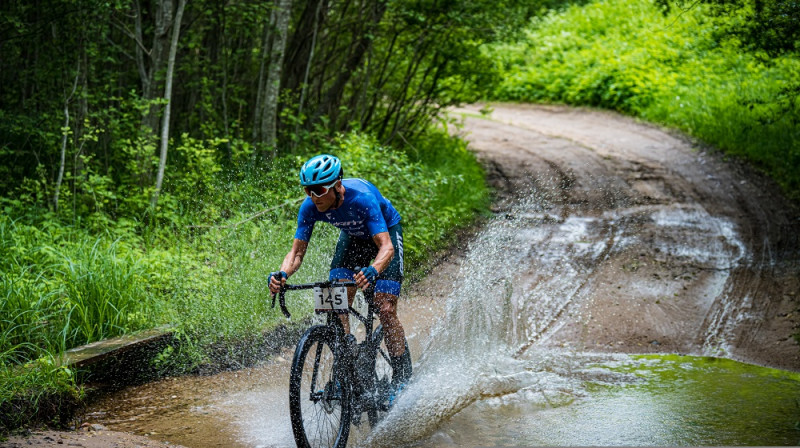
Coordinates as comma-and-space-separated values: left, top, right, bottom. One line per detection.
453, 103, 800, 370
6, 103, 799, 447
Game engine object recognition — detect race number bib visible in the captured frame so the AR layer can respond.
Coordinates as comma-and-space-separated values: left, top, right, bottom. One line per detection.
313, 286, 348, 313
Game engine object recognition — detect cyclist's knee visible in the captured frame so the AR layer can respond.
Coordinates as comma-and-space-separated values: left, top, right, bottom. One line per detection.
380, 303, 396, 319
376, 293, 398, 319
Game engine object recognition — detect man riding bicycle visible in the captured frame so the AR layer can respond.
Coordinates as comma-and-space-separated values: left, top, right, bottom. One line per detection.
268, 154, 412, 400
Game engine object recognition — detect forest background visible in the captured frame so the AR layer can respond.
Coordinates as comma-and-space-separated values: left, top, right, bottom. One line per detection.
1, 0, 798, 432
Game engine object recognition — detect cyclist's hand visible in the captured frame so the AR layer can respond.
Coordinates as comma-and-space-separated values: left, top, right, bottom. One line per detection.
269, 270, 288, 294
355, 266, 378, 290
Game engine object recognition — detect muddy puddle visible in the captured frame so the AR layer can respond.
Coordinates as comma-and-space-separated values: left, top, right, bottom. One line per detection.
416, 354, 800, 447
87, 350, 800, 447
85, 104, 800, 447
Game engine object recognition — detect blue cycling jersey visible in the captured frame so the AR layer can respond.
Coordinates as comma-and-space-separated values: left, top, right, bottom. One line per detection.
294, 178, 402, 241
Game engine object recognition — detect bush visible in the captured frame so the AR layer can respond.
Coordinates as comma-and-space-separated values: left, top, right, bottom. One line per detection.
489, 0, 800, 198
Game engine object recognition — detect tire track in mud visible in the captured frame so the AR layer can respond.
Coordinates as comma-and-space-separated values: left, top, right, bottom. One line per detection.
454, 103, 800, 370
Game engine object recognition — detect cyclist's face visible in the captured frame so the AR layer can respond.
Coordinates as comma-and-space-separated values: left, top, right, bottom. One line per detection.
309, 182, 337, 211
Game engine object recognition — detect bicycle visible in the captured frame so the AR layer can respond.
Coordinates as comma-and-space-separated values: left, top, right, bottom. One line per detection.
272, 275, 408, 448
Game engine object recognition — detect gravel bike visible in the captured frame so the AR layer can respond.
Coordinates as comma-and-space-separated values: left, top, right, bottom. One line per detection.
273, 277, 406, 448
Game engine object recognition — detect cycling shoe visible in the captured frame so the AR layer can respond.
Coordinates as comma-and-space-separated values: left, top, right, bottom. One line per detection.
387, 382, 406, 408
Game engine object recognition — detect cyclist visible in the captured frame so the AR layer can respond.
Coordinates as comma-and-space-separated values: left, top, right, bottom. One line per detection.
268, 154, 412, 400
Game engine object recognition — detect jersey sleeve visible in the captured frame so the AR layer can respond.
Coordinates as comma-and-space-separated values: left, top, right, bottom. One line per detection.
294, 200, 316, 241
363, 195, 389, 236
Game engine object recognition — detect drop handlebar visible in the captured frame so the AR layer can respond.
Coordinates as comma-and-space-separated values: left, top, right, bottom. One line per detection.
271, 279, 357, 319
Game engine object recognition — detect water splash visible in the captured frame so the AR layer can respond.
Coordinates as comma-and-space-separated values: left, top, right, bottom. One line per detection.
361, 193, 750, 446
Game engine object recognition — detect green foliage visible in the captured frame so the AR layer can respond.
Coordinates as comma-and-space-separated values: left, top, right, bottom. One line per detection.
489, 0, 800, 198
655, 0, 800, 55
0, 0, 533, 209
355, 0, 540, 141
1, 0, 497, 429
0, 356, 82, 431
0, 213, 178, 358
0, 209, 185, 432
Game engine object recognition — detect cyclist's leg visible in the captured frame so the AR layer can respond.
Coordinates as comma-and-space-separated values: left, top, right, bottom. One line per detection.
374, 293, 404, 356
329, 231, 375, 333
375, 292, 411, 386
375, 224, 412, 386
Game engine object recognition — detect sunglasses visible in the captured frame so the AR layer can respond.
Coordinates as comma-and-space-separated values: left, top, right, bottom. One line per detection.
304, 180, 338, 198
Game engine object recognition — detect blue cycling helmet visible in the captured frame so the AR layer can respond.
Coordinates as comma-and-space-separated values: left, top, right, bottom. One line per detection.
299, 154, 343, 186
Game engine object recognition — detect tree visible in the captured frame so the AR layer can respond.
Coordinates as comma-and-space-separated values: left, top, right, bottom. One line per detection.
259, 0, 292, 152
53, 58, 81, 212
656, 0, 800, 55
151, 0, 187, 208
311, 0, 389, 128
0, 0, 538, 216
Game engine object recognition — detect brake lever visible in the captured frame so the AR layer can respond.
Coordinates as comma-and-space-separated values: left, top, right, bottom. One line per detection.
279, 288, 291, 319
270, 276, 291, 319
270, 289, 291, 319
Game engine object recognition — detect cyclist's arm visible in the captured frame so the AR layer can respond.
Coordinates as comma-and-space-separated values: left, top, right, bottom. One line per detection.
370, 231, 395, 274
361, 194, 393, 274
270, 238, 309, 293
354, 231, 393, 289
280, 238, 309, 277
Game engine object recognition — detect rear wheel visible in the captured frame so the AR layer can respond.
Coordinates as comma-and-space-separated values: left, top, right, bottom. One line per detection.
289, 325, 351, 448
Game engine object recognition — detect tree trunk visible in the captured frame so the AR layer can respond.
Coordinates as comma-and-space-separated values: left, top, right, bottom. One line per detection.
218, 4, 232, 161
260, 0, 293, 154
131, 0, 176, 186
151, 0, 187, 209
313, 0, 388, 130
283, 0, 326, 95
134, 0, 150, 99
252, 8, 276, 143
53, 56, 81, 213
141, 0, 175, 134
293, 0, 324, 148
361, 27, 399, 128
377, 31, 433, 140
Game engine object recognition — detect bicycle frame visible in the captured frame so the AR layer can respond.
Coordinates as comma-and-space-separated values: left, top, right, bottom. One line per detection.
274, 279, 392, 414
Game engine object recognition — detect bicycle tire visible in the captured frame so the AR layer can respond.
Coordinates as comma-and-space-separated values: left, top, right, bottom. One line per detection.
289, 325, 351, 448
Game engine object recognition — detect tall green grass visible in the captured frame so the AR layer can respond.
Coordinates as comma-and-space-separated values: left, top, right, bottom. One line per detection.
0, 218, 166, 358
488, 0, 800, 198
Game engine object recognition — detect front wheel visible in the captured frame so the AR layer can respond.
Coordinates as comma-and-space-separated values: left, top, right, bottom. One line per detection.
289, 325, 351, 448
